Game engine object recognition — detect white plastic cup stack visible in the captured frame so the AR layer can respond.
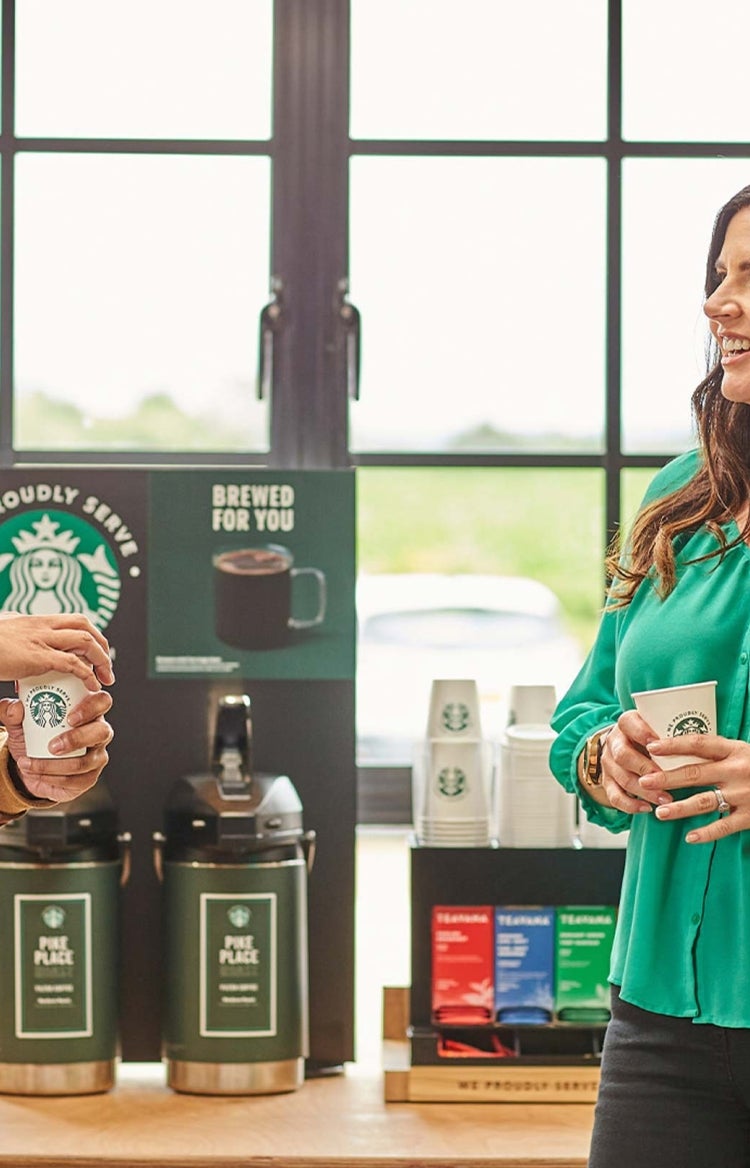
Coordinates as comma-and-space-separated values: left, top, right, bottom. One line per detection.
414, 679, 493, 847
497, 722, 574, 847
574, 802, 629, 849
506, 684, 558, 728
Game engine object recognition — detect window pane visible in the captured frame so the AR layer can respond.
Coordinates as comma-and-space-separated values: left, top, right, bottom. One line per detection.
621, 468, 661, 536
350, 157, 606, 453
623, 0, 750, 142
356, 467, 603, 763
15, 154, 270, 452
16, 0, 272, 139
621, 159, 750, 454
351, 0, 607, 141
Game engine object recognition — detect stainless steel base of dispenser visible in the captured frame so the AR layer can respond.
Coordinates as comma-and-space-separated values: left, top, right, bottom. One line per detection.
0, 1058, 115, 1095
167, 1056, 304, 1095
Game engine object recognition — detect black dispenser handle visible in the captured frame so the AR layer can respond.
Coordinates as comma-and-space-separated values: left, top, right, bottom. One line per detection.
212, 694, 253, 797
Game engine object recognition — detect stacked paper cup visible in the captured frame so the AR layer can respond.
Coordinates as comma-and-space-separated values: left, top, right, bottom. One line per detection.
497, 720, 575, 847
506, 684, 558, 729
413, 679, 493, 847
575, 804, 629, 849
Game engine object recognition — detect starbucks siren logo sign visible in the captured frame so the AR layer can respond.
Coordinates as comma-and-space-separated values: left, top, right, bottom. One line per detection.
0, 510, 120, 630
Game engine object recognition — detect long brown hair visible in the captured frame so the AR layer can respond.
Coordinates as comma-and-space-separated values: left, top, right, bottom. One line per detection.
607, 184, 750, 605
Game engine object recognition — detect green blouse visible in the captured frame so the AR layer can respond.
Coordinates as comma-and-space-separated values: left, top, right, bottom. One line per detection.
550, 448, 750, 1027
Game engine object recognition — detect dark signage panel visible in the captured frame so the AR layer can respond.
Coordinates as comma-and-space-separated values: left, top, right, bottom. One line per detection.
0, 469, 355, 1066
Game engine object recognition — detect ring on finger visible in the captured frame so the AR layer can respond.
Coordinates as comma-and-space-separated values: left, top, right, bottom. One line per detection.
714, 786, 731, 815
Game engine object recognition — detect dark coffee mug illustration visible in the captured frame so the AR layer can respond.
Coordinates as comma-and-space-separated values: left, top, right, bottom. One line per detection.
214, 544, 327, 650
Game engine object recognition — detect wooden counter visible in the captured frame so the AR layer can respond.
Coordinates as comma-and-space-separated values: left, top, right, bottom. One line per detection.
0, 1061, 595, 1168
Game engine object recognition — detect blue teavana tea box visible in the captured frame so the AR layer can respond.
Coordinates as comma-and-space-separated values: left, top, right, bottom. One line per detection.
494, 906, 555, 1024
554, 906, 616, 1022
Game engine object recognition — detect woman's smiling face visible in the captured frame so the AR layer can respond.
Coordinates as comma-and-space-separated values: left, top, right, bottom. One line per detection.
704, 205, 750, 405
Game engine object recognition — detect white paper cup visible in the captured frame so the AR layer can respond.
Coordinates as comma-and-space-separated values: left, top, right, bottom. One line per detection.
426, 679, 481, 739
507, 684, 557, 727
632, 681, 718, 770
418, 738, 488, 822
17, 672, 89, 758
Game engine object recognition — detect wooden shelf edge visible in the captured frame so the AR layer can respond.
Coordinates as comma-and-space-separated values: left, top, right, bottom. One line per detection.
393, 1063, 601, 1104
381, 985, 601, 1104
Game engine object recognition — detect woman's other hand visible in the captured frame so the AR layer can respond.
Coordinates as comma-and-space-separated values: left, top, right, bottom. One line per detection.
640, 734, 750, 843
0, 690, 113, 804
594, 710, 675, 813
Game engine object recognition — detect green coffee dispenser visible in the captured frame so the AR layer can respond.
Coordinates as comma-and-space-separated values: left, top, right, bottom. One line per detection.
0, 783, 129, 1095
156, 694, 315, 1095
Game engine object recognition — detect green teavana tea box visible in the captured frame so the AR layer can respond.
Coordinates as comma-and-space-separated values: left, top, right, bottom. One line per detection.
554, 906, 616, 1022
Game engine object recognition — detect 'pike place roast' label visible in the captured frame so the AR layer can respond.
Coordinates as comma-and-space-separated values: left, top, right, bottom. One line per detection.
15, 894, 92, 1038
199, 893, 277, 1038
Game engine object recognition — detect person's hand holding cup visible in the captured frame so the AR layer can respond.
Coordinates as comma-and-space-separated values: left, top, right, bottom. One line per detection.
3, 671, 113, 804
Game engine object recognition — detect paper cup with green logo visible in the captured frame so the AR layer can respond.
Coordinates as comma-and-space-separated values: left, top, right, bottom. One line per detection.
17, 671, 88, 758
419, 739, 489, 819
632, 681, 717, 770
426, 679, 482, 739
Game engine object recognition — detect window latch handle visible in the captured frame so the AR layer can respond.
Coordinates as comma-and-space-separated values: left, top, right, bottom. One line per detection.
336, 278, 361, 400
257, 276, 284, 400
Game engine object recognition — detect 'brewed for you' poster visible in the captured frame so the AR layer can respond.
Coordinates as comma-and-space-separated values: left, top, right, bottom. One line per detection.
147, 470, 355, 680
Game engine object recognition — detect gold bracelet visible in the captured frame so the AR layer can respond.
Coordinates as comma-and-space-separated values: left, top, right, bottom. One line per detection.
581, 726, 614, 789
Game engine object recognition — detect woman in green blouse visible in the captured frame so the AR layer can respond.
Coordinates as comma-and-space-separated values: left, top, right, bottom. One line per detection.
551, 184, 750, 1166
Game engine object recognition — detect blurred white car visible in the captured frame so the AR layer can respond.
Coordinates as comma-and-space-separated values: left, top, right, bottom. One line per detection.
356, 573, 584, 764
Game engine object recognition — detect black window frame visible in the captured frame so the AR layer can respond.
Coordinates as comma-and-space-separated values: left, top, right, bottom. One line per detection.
0, 0, 742, 819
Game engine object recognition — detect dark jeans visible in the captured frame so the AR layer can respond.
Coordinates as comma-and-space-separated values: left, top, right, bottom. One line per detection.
590, 986, 750, 1168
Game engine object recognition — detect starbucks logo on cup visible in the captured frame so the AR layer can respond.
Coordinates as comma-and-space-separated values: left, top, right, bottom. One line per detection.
441, 702, 470, 733
438, 767, 467, 797
668, 712, 711, 737
29, 689, 68, 729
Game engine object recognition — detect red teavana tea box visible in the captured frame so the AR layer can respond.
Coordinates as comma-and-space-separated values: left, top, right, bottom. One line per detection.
431, 906, 494, 1025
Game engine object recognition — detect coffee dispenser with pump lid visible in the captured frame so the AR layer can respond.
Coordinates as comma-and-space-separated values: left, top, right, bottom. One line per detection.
156, 694, 315, 1095
0, 783, 129, 1095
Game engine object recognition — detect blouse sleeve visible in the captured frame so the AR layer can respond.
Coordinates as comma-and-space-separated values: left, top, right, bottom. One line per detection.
549, 603, 631, 833
549, 448, 703, 833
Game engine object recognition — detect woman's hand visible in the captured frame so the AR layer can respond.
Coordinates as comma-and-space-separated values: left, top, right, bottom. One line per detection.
593, 710, 675, 814
640, 734, 750, 843
0, 690, 113, 804
0, 612, 114, 689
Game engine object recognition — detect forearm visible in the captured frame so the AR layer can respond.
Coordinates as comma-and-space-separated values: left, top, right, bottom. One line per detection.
0, 729, 54, 823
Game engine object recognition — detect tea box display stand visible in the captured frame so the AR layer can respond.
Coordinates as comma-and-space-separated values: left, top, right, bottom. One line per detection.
384, 843, 626, 1103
